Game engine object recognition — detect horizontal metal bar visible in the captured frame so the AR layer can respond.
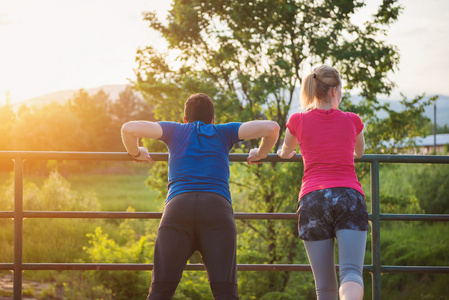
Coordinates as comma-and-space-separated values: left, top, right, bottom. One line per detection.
0, 264, 14, 270
0, 263, 375, 272
20, 211, 163, 219
0, 151, 137, 161
0, 211, 298, 220
0, 212, 289, 220
2, 211, 448, 222
357, 154, 449, 164
0, 151, 448, 164
0, 212, 13, 218
1, 263, 312, 272
4, 263, 445, 273
380, 214, 449, 221
236, 213, 296, 220
381, 266, 449, 273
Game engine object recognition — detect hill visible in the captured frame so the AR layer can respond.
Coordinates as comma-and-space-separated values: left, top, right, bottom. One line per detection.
12, 84, 129, 110
368, 95, 449, 127
291, 94, 449, 127
13, 86, 449, 127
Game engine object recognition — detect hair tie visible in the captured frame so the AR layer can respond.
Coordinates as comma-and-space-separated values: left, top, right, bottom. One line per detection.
313, 73, 316, 79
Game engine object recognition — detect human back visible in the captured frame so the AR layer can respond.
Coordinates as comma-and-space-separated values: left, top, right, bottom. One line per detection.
289, 108, 364, 198
158, 120, 241, 202
287, 65, 364, 198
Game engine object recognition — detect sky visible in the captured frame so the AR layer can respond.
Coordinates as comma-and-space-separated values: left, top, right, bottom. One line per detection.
0, 0, 448, 105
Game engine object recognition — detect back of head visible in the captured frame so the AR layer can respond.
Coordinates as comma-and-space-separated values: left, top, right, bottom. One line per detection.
184, 93, 215, 124
300, 65, 341, 110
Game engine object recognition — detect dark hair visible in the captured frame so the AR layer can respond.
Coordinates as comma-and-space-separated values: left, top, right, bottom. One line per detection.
184, 93, 215, 124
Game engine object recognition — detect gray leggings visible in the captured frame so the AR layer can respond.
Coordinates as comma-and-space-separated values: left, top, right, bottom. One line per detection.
303, 229, 367, 300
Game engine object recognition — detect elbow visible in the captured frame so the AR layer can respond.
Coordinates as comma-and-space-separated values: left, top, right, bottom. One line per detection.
354, 149, 365, 159
121, 122, 137, 137
266, 121, 280, 137
121, 122, 131, 134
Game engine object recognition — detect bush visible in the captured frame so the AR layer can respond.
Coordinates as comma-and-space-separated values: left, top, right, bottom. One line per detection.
82, 208, 156, 299
379, 222, 449, 299
0, 171, 102, 264
410, 164, 449, 214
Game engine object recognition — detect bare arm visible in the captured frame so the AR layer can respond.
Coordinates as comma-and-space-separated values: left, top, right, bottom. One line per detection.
277, 129, 298, 159
354, 130, 365, 159
121, 121, 163, 163
238, 120, 280, 164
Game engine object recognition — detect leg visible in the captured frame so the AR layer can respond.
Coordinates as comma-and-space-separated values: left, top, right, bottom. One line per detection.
339, 282, 364, 300
197, 193, 238, 300
336, 229, 367, 300
303, 239, 338, 300
148, 194, 196, 300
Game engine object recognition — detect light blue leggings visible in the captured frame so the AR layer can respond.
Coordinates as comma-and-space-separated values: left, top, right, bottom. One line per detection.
303, 230, 367, 300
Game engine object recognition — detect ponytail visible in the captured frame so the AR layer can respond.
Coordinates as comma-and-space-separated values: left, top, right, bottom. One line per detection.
300, 73, 316, 111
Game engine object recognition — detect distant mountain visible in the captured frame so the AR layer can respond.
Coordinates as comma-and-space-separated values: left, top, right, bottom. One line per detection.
291, 94, 449, 127
13, 86, 449, 127
12, 84, 130, 110
362, 95, 449, 127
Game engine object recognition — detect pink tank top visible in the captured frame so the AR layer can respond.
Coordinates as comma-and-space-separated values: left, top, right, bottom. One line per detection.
287, 108, 364, 199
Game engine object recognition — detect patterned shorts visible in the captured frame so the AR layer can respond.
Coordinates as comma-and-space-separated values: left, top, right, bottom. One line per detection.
297, 187, 369, 241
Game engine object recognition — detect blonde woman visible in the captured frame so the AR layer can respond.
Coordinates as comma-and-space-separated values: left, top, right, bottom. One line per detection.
277, 65, 368, 300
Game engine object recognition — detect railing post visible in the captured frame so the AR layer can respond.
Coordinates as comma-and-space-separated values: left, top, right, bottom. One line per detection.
14, 157, 23, 300
370, 160, 381, 300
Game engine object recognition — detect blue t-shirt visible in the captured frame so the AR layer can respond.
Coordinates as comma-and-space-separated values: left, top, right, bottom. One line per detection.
158, 121, 242, 203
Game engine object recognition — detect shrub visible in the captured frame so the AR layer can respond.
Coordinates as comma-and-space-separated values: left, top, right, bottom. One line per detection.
83, 208, 156, 299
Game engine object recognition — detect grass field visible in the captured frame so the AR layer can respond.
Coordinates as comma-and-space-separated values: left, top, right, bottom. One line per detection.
0, 169, 164, 212
66, 173, 163, 211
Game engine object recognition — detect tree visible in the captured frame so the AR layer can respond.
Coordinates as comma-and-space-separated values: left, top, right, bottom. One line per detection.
108, 86, 154, 124
0, 101, 15, 171
0, 103, 15, 149
133, 0, 431, 297
12, 103, 83, 151
108, 87, 155, 152
68, 89, 114, 151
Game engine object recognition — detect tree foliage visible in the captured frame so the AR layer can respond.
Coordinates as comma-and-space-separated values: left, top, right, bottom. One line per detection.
131, 0, 435, 297
0, 87, 153, 173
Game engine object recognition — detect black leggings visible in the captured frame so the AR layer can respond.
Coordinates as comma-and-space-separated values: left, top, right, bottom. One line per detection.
147, 192, 238, 300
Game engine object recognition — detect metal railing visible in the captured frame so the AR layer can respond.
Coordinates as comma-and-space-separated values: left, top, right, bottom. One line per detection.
0, 151, 448, 300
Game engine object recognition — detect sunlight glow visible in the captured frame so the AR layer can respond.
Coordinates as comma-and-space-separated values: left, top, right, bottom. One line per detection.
0, 0, 448, 105
0, 0, 171, 105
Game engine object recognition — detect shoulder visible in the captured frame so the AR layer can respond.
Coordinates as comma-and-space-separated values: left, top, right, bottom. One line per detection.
158, 121, 182, 128
288, 111, 309, 126
341, 111, 364, 133
342, 111, 362, 124
214, 122, 242, 146
158, 121, 186, 140
215, 122, 242, 133
342, 111, 361, 119
286, 112, 307, 136
288, 112, 307, 124
215, 122, 242, 128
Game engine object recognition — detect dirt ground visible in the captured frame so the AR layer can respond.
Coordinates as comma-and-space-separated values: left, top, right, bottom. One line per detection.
0, 274, 61, 300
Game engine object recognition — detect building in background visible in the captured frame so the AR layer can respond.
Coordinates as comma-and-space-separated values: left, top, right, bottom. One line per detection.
413, 133, 449, 155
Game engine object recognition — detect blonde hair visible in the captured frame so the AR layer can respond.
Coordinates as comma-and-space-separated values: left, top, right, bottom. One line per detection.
300, 65, 341, 111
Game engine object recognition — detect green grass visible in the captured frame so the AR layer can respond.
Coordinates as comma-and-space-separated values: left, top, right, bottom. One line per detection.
65, 173, 163, 212
0, 171, 164, 212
